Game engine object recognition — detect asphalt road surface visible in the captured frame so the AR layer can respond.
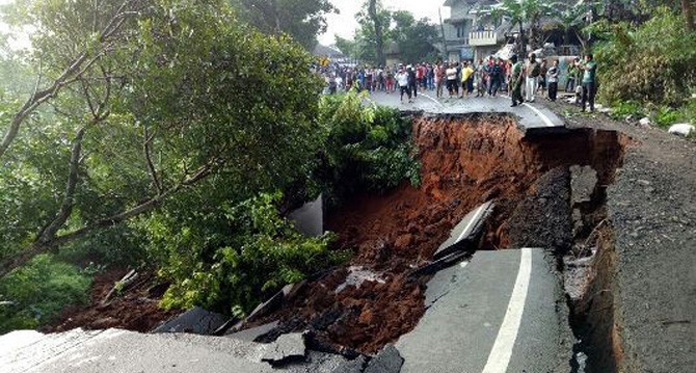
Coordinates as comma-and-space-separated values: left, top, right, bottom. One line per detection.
397, 248, 574, 373
369, 91, 565, 134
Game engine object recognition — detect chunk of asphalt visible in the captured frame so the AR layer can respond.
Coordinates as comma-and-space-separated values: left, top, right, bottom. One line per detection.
152, 306, 230, 335
330, 355, 367, 373
570, 165, 598, 206
225, 321, 279, 342
363, 345, 404, 373
246, 283, 295, 322
260, 332, 307, 366
408, 249, 471, 278
433, 201, 494, 260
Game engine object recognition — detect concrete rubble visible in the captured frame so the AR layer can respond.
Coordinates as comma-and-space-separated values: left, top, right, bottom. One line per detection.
153, 306, 230, 335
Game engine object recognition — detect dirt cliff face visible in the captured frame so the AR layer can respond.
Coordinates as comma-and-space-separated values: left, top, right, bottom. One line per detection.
249, 113, 626, 354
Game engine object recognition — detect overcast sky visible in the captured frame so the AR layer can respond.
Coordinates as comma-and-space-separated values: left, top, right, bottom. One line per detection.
320, 0, 450, 45
0, 0, 451, 48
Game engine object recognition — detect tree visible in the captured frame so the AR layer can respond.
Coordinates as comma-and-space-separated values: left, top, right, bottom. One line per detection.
552, 1, 595, 52
230, 0, 337, 50
391, 11, 439, 63
351, 1, 391, 65
0, 0, 141, 161
0, 0, 325, 278
367, 0, 386, 66
493, 0, 553, 55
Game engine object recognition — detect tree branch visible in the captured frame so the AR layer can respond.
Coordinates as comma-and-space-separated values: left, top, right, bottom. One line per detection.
143, 124, 163, 194
0, 0, 138, 160
0, 158, 222, 279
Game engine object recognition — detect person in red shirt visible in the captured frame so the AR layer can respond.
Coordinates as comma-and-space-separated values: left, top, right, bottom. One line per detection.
415, 63, 424, 92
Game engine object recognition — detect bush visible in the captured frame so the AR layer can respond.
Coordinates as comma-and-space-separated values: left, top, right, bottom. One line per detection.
593, 8, 696, 107
316, 90, 421, 206
142, 192, 347, 316
654, 106, 685, 128
609, 100, 646, 121
0, 255, 91, 334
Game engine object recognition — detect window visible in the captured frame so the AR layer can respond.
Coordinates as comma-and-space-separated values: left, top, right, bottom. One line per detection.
457, 25, 466, 38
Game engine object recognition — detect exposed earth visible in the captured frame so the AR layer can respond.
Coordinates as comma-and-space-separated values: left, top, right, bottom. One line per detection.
40, 93, 695, 373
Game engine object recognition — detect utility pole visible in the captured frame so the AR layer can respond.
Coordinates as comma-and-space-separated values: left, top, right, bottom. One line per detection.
439, 7, 448, 61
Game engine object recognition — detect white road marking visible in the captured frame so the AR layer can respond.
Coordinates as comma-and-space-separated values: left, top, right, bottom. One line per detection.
481, 248, 533, 373
522, 102, 557, 127
455, 203, 488, 243
500, 94, 557, 128
420, 92, 445, 108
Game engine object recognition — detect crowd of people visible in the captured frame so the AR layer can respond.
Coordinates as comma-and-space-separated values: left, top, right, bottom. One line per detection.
321, 52, 598, 112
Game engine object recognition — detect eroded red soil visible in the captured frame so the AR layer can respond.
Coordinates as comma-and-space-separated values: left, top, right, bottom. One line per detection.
45, 269, 181, 333
254, 114, 620, 353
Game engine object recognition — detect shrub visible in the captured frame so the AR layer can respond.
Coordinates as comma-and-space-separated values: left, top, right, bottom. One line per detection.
609, 100, 645, 121
593, 8, 696, 107
143, 192, 347, 315
316, 90, 421, 206
0, 255, 91, 334
654, 106, 685, 128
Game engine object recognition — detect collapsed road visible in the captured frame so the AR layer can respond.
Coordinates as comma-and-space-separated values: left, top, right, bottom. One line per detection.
3, 95, 650, 372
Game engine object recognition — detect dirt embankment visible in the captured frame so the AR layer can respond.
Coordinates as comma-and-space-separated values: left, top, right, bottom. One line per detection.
45, 269, 181, 333
251, 113, 626, 354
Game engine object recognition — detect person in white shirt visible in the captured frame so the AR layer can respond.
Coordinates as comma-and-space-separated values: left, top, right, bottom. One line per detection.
395, 67, 411, 103
446, 63, 458, 98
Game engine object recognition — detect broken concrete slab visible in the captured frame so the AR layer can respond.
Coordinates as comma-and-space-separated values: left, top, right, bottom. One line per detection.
398, 249, 574, 373
260, 332, 307, 366
226, 321, 280, 342
289, 194, 324, 237
330, 355, 367, 373
434, 201, 494, 260
408, 250, 471, 279
247, 283, 296, 322
570, 165, 598, 205
152, 306, 230, 335
363, 345, 403, 373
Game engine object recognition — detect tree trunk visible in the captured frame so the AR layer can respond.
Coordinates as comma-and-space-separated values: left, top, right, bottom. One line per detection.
518, 21, 526, 58
368, 0, 386, 66
270, 0, 281, 34
683, 0, 694, 32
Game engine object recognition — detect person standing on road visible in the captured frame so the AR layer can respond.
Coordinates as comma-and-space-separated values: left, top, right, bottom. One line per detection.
538, 60, 547, 96
475, 58, 487, 97
407, 65, 418, 99
488, 57, 503, 97
581, 53, 597, 112
462, 61, 475, 98
525, 53, 540, 102
510, 55, 524, 107
434, 62, 442, 98
547, 59, 559, 102
446, 62, 458, 98
565, 57, 579, 93
428, 63, 436, 90
396, 67, 411, 103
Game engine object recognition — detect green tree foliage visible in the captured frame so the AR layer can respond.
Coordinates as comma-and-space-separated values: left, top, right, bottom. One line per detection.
591, 8, 696, 106
0, 254, 91, 334
144, 192, 344, 315
230, 0, 337, 50
342, 6, 439, 65
391, 11, 439, 64
352, 0, 392, 65
0, 0, 325, 277
316, 90, 420, 205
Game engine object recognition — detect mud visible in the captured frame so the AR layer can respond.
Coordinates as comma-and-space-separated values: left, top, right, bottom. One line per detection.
44, 269, 181, 333
246, 113, 627, 354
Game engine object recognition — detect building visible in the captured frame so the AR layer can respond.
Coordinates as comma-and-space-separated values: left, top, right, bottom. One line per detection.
442, 0, 508, 62
441, 0, 476, 61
